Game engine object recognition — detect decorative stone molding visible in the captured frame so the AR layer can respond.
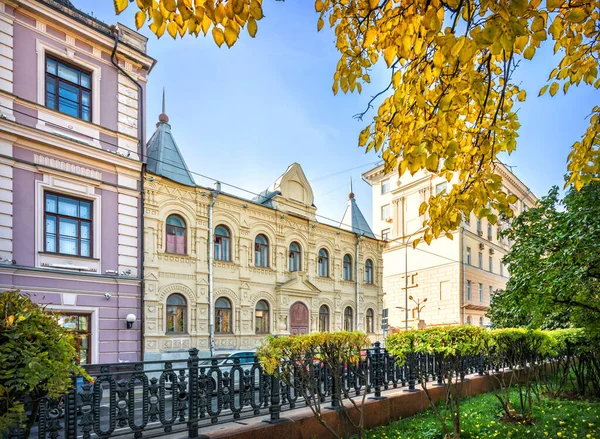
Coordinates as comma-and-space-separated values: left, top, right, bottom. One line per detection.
158, 283, 196, 301
34, 155, 102, 180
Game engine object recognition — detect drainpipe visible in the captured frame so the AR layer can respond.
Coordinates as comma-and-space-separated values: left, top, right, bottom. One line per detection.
355, 234, 361, 331
110, 28, 146, 361
208, 183, 220, 357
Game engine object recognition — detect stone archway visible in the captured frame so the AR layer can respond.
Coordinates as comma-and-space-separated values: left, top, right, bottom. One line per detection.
289, 301, 309, 335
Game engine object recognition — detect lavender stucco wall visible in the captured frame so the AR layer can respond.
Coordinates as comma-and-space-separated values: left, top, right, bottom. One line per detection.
12, 168, 36, 267
12, 22, 120, 132
100, 188, 119, 274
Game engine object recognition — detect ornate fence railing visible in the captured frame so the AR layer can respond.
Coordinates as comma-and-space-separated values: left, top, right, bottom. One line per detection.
12, 342, 490, 439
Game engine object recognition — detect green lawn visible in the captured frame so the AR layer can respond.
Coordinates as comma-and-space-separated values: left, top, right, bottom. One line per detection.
365, 391, 600, 439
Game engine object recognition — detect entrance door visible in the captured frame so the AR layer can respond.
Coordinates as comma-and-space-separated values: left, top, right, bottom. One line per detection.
289, 301, 309, 335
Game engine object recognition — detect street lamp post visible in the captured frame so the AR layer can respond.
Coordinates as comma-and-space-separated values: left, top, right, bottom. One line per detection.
396, 296, 428, 329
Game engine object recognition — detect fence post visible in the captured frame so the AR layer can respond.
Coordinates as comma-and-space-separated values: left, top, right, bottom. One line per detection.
65, 374, 78, 438
265, 367, 285, 424
329, 362, 341, 409
188, 348, 199, 438
405, 352, 418, 392
369, 342, 386, 400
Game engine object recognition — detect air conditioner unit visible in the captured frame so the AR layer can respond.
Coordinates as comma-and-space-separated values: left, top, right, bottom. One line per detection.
477, 230, 483, 236
489, 248, 495, 255
479, 243, 485, 250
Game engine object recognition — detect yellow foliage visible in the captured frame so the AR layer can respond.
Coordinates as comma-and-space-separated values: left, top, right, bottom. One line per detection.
117, 0, 600, 240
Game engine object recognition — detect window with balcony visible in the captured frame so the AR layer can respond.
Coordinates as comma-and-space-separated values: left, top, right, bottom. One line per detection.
45, 56, 92, 122
44, 193, 92, 257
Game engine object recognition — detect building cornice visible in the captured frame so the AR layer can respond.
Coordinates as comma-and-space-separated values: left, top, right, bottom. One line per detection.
16, 0, 156, 71
0, 118, 142, 173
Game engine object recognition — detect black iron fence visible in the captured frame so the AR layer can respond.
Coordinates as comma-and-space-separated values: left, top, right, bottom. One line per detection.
12, 342, 489, 439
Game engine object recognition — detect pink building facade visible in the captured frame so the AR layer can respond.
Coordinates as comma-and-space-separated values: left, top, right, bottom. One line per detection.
0, 0, 154, 363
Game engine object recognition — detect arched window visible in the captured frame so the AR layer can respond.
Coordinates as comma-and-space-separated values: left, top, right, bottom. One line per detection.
288, 241, 301, 272
166, 294, 186, 333
365, 259, 374, 284
254, 234, 269, 268
479, 316, 484, 327
318, 305, 329, 332
466, 315, 472, 325
343, 254, 353, 281
366, 308, 374, 333
216, 298, 232, 333
214, 225, 231, 261
166, 215, 186, 254
344, 307, 353, 331
255, 300, 269, 333
318, 248, 329, 277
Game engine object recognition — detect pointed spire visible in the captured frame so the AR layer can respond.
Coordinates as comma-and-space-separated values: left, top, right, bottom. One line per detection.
158, 87, 169, 124
340, 183, 375, 238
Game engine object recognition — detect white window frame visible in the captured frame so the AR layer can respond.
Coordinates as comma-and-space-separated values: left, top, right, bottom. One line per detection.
35, 175, 102, 272
45, 303, 99, 364
381, 179, 390, 194
381, 204, 391, 220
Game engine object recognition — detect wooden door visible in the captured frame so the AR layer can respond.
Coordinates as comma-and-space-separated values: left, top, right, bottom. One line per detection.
289, 301, 309, 335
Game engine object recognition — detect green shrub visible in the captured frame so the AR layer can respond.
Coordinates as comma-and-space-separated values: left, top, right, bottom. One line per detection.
386, 325, 491, 439
0, 290, 88, 437
257, 331, 371, 439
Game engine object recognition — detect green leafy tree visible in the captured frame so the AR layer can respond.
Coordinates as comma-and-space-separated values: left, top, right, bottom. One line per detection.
257, 331, 371, 439
113, 0, 600, 242
488, 181, 600, 334
386, 326, 491, 439
0, 290, 88, 437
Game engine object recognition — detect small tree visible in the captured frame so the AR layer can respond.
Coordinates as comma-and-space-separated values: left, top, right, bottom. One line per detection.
257, 331, 371, 439
488, 328, 555, 423
0, 290, 87, 437
386, 326, 491, 439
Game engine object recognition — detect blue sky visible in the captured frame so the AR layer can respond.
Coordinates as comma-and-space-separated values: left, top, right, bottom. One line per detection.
78, 1, 598, 230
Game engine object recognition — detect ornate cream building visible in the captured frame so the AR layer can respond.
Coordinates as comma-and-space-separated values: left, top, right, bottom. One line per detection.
363, 163, 536, 332
142, 109, 384, 360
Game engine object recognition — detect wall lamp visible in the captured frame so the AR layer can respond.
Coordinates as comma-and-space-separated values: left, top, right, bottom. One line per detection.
126, 313, 137, 329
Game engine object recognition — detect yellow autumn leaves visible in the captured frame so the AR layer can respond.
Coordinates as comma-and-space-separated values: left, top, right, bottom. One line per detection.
114, 0, 263, 46
114, 0, 600, 241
